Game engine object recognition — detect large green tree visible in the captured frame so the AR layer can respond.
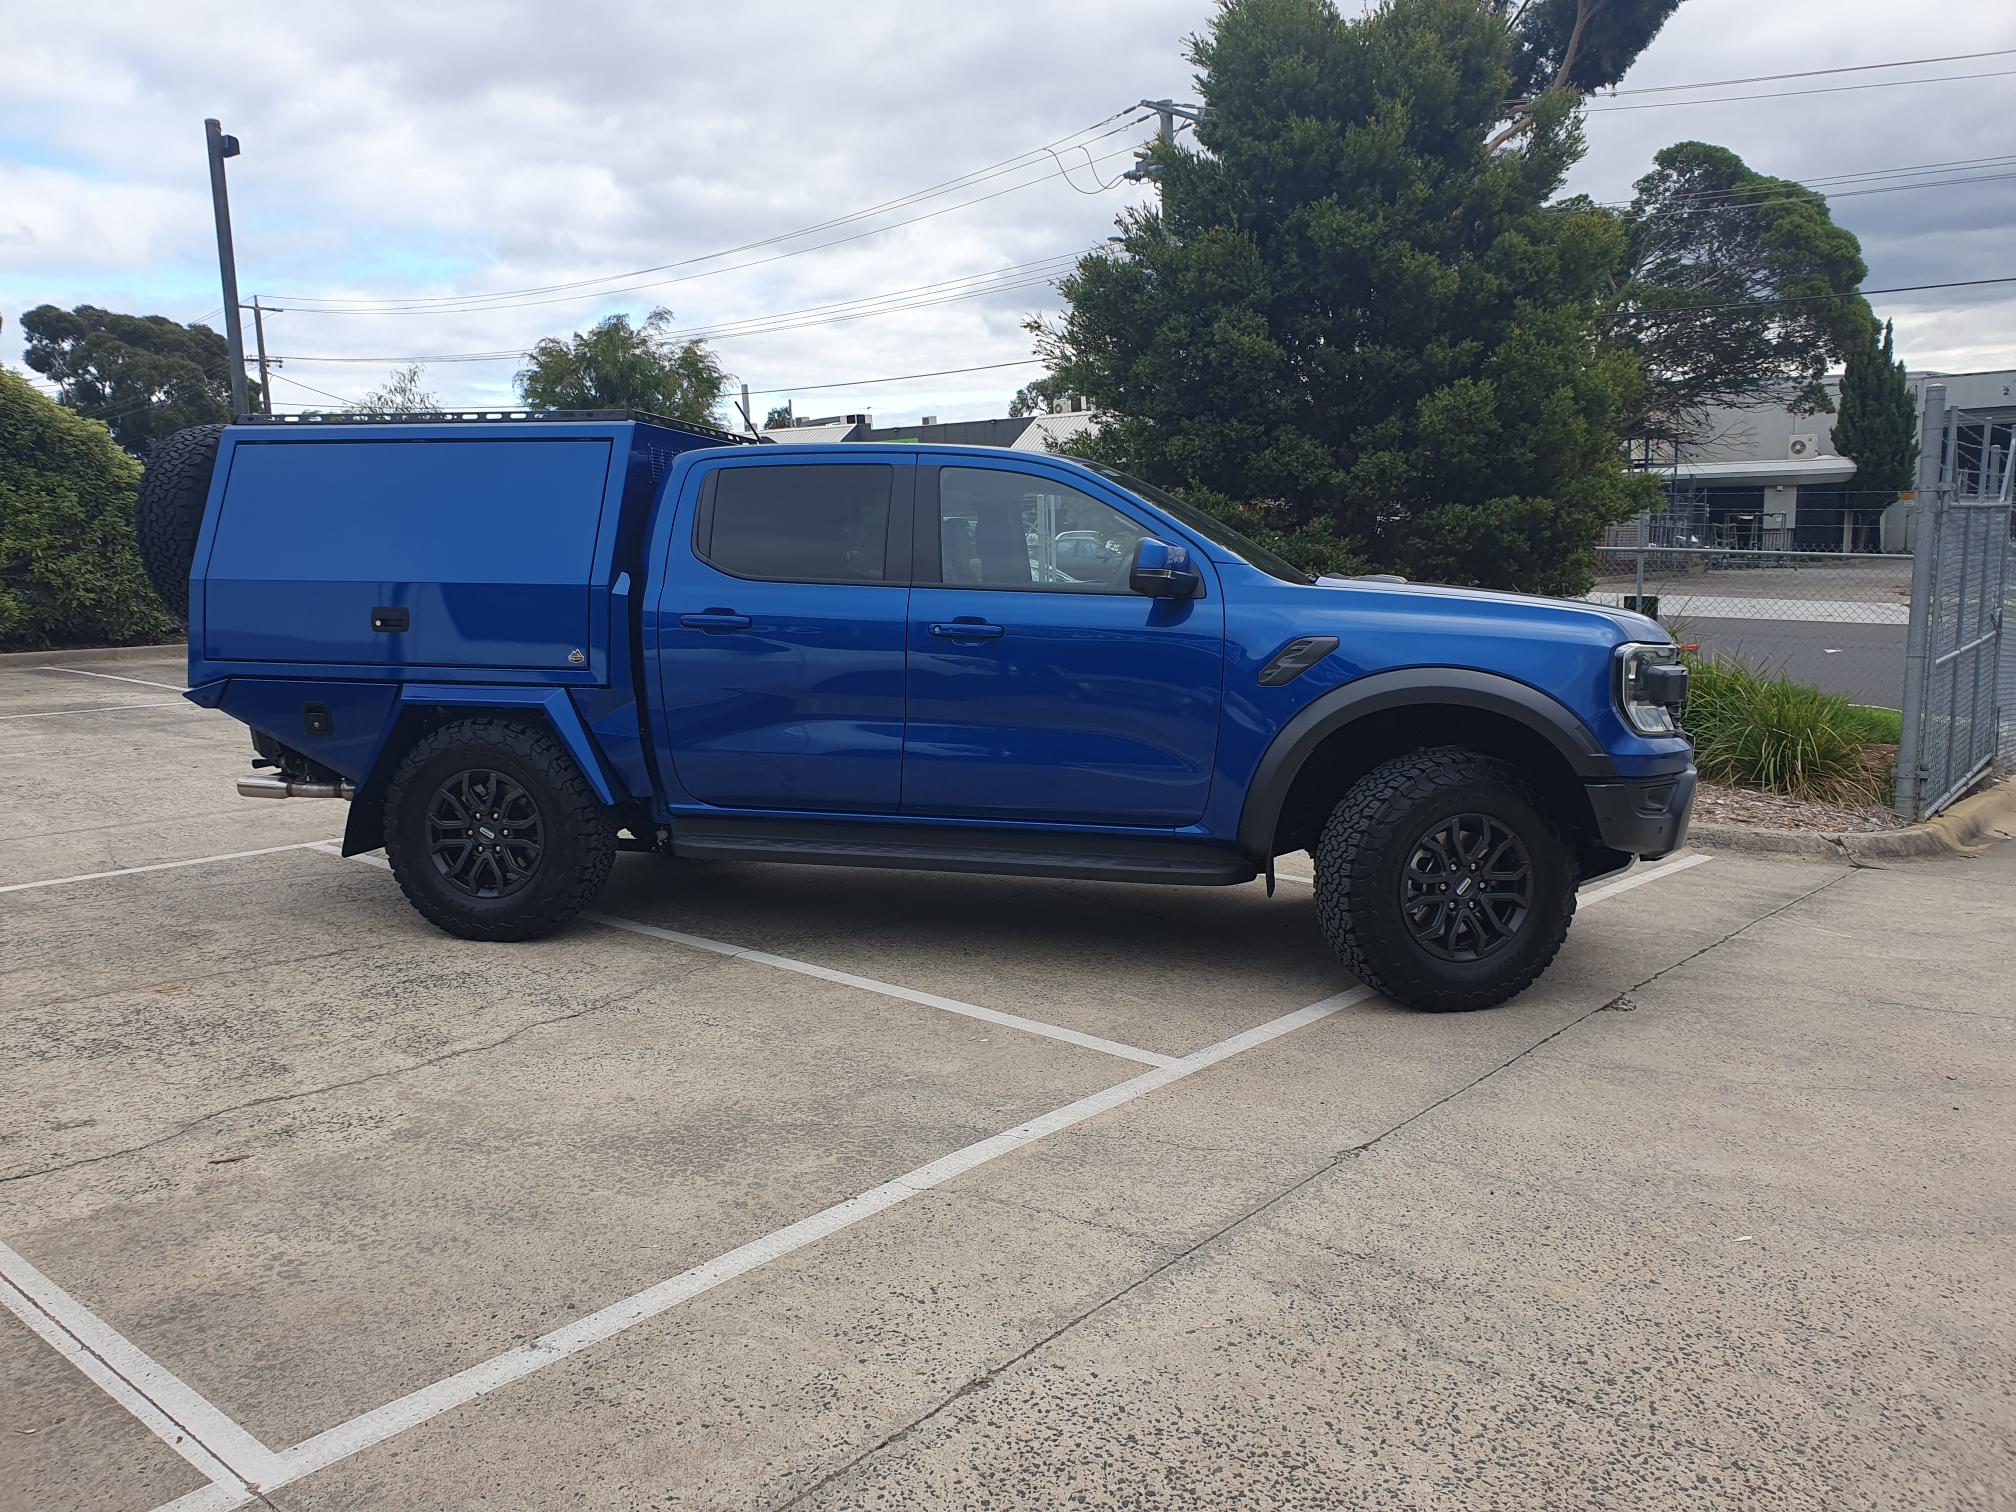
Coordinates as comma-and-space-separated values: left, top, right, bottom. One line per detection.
20, 305, 255, 456
1040, 0, 1660, 594
1613, 142, 1874, 447
515, 308, 728, 422
0, 371, 177, 649
1832, 318, 1917, 501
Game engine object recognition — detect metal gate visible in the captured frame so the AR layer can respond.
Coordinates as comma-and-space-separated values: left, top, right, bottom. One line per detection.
1896, 384, 2015, 819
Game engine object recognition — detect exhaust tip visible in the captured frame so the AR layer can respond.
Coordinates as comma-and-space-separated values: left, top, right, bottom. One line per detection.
238, 775, 354, 800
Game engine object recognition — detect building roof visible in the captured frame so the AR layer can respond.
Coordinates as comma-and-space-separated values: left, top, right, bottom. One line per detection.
1010, 411, 1099, 453
760, 421, 862, 445
1661, 457, 1857, 485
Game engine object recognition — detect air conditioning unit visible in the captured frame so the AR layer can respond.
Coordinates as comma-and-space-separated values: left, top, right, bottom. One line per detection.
1787, 433, 1820, 460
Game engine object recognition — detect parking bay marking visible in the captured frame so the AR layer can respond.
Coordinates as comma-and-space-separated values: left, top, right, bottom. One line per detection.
0, 1241, 280, 1494
0, 829, 1715, 1509
1273, 851, 1712, 898
0, 698, 195, 722
138, 840, 1706, 1509
317, 844, 1177, 1069
29, 665, 190, 692
0, 840, 344, 897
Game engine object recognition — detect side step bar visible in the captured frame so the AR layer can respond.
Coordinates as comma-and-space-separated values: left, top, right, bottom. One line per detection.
671, 830, 1255, 887
238, 775, 355, 800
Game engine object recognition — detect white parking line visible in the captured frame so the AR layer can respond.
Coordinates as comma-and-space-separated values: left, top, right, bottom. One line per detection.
0, 1241, 278, 1492
317, 846, 1175, 1068
1576, 852, 1714, 905
30, 665, 189, 692
0, 824, 1712, 1512
1275, 853, 1714, 899
0, 699, 194, 722
152, 983, 1379, 1510
586, 912, 1180, 1068
0, 841, 341, 896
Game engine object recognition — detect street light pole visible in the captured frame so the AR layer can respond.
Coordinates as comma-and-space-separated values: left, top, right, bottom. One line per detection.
204, 118, 249, 417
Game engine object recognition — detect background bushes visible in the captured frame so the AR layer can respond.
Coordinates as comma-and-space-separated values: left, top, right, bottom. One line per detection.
0, 371, 179, 650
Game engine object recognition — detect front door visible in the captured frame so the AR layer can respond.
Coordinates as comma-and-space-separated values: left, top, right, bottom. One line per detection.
653, 456, 911, 812
902, 460, 1224, 827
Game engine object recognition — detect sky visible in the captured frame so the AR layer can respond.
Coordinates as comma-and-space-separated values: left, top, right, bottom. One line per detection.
4, 0, 2014, 427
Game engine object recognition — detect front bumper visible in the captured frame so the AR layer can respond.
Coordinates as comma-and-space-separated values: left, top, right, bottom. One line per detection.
1584, 765, 1697, 860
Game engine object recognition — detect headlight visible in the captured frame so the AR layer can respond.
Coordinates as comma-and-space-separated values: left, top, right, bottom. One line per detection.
1615, 643, 1687, 736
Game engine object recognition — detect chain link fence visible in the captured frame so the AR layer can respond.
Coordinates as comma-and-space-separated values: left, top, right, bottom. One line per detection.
1592, 541, 1911, 710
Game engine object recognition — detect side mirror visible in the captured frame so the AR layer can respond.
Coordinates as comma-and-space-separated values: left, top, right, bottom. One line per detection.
1129, 536, 1202, 598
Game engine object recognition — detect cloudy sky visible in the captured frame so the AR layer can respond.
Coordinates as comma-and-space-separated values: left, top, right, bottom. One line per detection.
4, 0, 2014, 425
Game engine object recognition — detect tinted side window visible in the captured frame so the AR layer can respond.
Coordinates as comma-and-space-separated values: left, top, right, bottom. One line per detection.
704, 464, 893, 582
936, 466, 1148, 593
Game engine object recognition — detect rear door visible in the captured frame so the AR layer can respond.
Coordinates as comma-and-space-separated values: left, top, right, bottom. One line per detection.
901, 459, 1225, 826
653, 455, 913, 813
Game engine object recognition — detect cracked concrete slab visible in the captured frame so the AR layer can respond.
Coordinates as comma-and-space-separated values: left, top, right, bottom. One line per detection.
787, 847, 2016, 1512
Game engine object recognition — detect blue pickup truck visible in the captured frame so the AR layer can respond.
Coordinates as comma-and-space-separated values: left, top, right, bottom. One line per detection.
136, 412, 1693, 1011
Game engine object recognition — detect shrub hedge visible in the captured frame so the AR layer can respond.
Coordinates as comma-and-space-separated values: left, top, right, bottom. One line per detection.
1684, 654, 1884, 804
0, 371, 180, 649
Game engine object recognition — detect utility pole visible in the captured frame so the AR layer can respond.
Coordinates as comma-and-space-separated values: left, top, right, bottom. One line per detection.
204, 119, 249, 417
247, 296, 280, 415
1122, 99, 1205, 184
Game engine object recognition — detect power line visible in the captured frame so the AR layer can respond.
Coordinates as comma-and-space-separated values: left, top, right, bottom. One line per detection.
1586, 67, 2016, 113
1600, 47, 2016, 98
269, 143, 1139, 321
272, 114, 1147, 312
269, 371, 362, 408
1594, 154, 2016, 210
1596, 169, 2016, 217
1618, 275, 2016, 320
742, 359, 1042, 398
271, 255, 1090, 364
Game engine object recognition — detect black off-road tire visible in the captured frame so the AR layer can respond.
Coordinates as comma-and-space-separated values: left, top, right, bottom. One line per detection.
134, 424, 224, 619
1314, 747, 1576, 1013
382, 717, 616, 942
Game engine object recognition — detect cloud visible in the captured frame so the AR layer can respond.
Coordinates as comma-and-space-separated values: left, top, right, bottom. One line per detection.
5, 0, 2013, 421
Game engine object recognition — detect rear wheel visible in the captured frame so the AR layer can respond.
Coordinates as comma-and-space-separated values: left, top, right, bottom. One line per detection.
134, 424, 224, 619
1314, 747, 1575, 1012
382, 718, 615, 941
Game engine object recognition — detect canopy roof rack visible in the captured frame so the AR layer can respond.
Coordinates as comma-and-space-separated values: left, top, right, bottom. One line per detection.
234, 409, 763, 445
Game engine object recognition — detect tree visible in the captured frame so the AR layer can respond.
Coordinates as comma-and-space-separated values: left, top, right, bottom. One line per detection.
1492, 0, 1684, 146
1833, 318, 1918, 501
0, 371, 177, 649
1037, 0, 1660, 594
515, 308, 728, 422
1008, 377, 1068, 418
1614, 142, 1874, 447
764, 402, 794, 430
350, 363, 440, 413
19, 305, 256, 456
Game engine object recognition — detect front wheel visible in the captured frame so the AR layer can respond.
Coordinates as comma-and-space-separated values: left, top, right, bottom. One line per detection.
382, 718, 615, 941
1315, 747, 1575, 1012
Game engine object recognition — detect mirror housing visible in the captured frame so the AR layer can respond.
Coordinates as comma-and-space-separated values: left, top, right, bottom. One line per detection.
1129, 537, 1202, 598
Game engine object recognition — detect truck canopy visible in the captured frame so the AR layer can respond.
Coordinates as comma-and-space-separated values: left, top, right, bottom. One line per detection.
191, 412, 751, 683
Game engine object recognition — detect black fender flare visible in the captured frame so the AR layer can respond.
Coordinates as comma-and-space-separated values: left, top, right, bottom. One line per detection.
1235, 668, 1616, 860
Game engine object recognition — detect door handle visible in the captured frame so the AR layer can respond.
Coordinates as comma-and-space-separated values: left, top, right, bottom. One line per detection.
680, 612, 752, 632
929, 621, 1005, 640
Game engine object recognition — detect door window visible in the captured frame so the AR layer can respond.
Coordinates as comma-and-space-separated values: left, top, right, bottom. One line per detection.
935, 466, 1148, 593
701, 464, 894, 582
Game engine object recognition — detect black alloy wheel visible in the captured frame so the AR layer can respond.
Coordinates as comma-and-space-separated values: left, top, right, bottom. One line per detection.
1399, 813, 1532, 962
427, 768, 544, 897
